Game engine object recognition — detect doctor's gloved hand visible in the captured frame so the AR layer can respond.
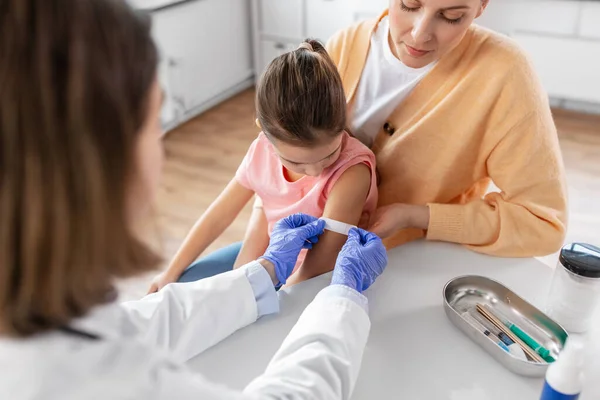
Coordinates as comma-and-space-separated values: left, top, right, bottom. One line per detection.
331, 228, 388, 293
260, 213, 325, 286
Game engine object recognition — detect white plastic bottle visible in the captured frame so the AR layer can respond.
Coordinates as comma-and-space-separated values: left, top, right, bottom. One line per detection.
581, 321, 600, 400
540, 339, 584, 400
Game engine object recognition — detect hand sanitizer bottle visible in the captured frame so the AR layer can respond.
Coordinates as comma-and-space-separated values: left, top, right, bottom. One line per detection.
581, 321, 599, 400
540, 338, 584, 400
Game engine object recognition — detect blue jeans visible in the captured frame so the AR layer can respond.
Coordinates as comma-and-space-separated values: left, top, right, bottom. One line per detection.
177, 242, 243, 283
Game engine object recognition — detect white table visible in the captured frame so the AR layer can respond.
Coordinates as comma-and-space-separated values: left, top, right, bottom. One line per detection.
188, 241, 558, 399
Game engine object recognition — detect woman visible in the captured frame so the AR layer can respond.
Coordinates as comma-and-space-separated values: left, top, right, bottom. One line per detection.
178, 0, 567, 284
329, 0, 568, 256
0, 0, 387, 398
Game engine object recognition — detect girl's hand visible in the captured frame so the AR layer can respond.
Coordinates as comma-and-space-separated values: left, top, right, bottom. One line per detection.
368, 204, 430, 239
147, 270, 180, 294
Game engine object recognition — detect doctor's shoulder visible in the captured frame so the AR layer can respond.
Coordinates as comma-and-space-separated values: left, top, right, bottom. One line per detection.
32, 340, 213, 399
0, 323, 206, 400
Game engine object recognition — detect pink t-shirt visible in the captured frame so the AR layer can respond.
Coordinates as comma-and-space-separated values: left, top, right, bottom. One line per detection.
235, 131, 378, 235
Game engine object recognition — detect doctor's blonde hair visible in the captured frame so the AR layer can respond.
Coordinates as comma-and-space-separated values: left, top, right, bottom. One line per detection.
0, 0, 160, 336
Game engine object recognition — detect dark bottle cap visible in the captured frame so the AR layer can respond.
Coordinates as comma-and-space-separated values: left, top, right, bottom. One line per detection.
559, 243, 600, 279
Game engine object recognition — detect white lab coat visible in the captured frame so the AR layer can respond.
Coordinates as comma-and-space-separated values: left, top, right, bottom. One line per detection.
0, 265, 371, 400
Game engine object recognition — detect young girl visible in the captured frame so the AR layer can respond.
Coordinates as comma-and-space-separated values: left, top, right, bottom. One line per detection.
149, 40, 378, 292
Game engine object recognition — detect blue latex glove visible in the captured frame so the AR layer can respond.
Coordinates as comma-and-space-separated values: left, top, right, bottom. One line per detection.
261, 213, 326, 286
331, 228, 388, 293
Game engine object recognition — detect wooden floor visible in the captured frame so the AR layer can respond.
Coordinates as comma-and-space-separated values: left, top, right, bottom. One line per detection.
118, 88, 600, 299
552, 109, 600, 249
156, 89, 258, 260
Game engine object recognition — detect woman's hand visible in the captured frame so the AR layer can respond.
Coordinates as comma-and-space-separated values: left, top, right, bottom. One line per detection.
368, 204, 430, 239
147, 270, 180, 294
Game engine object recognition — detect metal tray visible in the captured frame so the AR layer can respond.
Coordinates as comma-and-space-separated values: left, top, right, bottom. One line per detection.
443, 275, 569, 377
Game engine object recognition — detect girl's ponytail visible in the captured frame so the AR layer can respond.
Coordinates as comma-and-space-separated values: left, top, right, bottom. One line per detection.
256, 38, 346, 146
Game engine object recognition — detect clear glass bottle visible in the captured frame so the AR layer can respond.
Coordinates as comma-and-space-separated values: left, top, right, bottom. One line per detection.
546, 243, 600, 333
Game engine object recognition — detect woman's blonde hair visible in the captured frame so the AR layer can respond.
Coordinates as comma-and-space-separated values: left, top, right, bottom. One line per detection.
0, 0, 160, 336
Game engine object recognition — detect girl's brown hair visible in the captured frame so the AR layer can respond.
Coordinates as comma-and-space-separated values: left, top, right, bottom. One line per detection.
0, 0, 160, 336
256, 39, 347, 147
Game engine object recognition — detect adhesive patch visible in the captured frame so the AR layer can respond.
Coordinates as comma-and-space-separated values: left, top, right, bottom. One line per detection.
321, 218, 356, 236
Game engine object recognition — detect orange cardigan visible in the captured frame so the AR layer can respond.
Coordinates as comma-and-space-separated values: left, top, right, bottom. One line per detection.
327, 11, 568, 257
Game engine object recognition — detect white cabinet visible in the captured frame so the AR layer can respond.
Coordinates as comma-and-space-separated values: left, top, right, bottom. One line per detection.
514, 32, 600, 104
580, 2, 600, 39
259, 0, 303, 39
477, 1, 581, 36
258, 40, 298, 77
353, 0, 387, 20
305, 0, 356, 42
476, 0, 600, 108
152, 0, 253, 131
251, 0, 304, 78
156, 54, 178, 127
251, 0, 369, 80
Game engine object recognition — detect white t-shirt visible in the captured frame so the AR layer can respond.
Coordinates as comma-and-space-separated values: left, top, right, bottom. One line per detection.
350, 16, 436, 147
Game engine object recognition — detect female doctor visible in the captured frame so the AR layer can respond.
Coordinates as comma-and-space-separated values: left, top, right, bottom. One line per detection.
0, 0, 388, 399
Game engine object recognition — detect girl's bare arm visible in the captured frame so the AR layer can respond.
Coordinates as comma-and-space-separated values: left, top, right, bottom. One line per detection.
285, 164, 371, 285
234, 198, 270, 268
165, 178, 255, 277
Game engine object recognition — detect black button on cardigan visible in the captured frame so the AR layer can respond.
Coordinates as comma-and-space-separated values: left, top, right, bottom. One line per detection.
383, 122, 395, 136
